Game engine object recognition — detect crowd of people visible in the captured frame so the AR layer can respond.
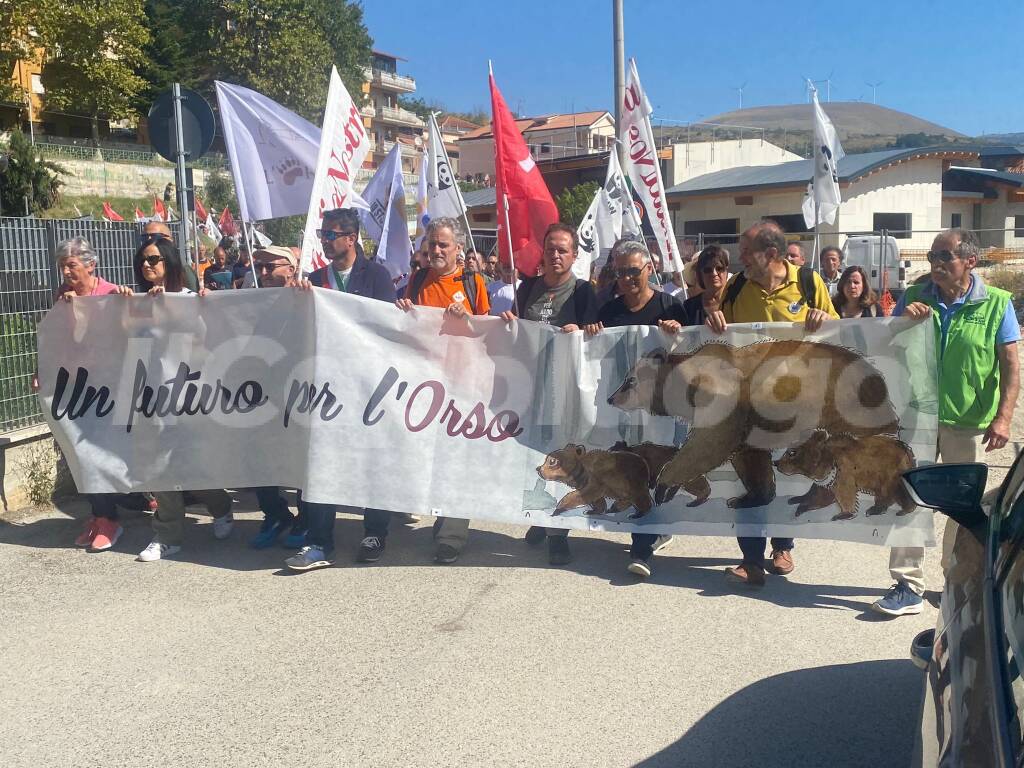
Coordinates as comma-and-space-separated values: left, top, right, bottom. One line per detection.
52, 210, 1019, 618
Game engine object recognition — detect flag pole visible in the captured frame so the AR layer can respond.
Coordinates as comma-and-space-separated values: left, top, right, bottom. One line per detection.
812, 200, 820, 272
241, 219, 258, 286
503, 192, 521, 317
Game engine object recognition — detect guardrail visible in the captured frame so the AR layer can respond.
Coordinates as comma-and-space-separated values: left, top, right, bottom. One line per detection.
27, 141, 229, 171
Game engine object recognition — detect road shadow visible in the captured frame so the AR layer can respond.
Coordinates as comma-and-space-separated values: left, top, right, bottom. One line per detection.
633, 659, 925, 768
0, 491, 891, 611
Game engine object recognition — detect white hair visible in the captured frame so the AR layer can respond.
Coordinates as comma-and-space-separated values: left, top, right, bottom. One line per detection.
55, 237, 97, 267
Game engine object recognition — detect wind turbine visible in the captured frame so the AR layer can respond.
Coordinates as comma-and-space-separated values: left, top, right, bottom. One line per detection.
734, 81, 748, 110
866, 80, 884, 104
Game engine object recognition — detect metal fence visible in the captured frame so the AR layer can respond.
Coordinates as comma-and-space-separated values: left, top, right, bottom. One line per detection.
0, 216, 185, 434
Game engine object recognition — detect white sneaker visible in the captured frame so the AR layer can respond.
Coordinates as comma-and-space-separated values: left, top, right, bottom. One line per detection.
653, 535, 673, 553
138, 541, 181, 562
212, 513, 234, 540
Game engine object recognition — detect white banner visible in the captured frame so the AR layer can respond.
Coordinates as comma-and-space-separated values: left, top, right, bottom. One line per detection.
214, 81, 320, 222
426, 112, 468, 221
359, 143, 413, 280
38, 294, 938, 546
575, 151, 644, 280
621, 59, 683, 274
802, 86, 845, 229
299, 66, 372, 274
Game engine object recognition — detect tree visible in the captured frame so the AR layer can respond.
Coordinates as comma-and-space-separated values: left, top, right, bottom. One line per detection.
132, 0, 200, 113
0, 129, 64, 216
183, 0, 372, 123
555, 182, 598, 228
36, 0, 149, 145
199, 167, 236, 215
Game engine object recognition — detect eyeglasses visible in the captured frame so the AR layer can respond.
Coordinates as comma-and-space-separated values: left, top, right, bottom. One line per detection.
141, 255, 164, 267
701, 265, 727, 275
927, 249, 960, 264
614, 266, 647, 279
256, 261, 291, 273
316, 229, 356, 241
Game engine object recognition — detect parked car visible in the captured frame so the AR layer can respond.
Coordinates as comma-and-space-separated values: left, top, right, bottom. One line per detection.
903, 455, 1024, 767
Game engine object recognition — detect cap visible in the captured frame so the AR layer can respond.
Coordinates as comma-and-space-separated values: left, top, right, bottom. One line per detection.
254, 245, 297, 268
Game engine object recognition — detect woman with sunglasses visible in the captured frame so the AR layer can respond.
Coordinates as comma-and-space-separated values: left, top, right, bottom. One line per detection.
127, 237, 237, 561
683, 245, 731, 326
584, 239, 692, 578
832, 265, 884, 318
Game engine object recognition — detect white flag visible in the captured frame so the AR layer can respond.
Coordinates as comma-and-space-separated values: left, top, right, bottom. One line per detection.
214, 81, 320, 222
299, 66, 372, 274
252, 227, 272, 248
359, 143, 413, 280
203, 213, 223, 244
620, 59, 683, 273
802, 86, 845, 229
426, 112, 468, 221
415, 146, 429, 247
574, 151, 643, 280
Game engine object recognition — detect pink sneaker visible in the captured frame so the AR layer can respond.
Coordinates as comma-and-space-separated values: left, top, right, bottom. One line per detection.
75, 517, 99, 547
88, 518, 123, 552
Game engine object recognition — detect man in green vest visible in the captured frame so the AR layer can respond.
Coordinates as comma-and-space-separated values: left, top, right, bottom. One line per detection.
876, 228, 1020, 616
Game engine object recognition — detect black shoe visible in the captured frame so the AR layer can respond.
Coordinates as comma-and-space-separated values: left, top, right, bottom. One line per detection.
627, 557, 652, 578
548, 535, 572, 565
432, 518, 443, 539
434, 544, 460, 564
357, 536, 385, 563
525, 525, 547, 547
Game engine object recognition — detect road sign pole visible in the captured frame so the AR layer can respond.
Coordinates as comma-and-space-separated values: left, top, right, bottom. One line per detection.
172, 82, 191, 268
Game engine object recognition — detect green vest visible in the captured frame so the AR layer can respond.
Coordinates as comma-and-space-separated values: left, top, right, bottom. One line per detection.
904, 280, 1011, 428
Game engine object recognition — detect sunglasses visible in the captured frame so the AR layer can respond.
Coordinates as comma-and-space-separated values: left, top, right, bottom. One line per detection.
614, 266, 647, 279
927, 249, 960, 264
701, 265, 727, 274
140, 232, 170, 245
141, 255, 164, 267
256, 261, 291, 273
317, 229, 356, 241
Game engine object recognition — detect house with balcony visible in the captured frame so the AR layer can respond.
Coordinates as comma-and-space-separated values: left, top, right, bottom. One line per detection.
437, 115, 481, 176
361, 50, 424, 174
456, 110, 615, 184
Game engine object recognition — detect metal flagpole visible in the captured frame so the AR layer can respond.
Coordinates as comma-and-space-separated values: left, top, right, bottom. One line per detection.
503, 193, 521, 317
812, 200, 820, 272
240, 219, 258, 286
172, 83, 191, 270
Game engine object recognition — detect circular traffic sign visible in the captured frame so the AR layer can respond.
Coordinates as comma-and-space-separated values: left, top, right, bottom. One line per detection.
148, 87, 216, 163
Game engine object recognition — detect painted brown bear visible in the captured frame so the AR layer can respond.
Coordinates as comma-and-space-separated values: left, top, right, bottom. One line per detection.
537, 444, 653, 518
610, 441, 711, 506
608, 341, 898, 509
774, 430, 916, 520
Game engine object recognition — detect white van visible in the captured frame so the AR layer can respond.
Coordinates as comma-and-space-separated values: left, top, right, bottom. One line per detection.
842, 235, 913, 295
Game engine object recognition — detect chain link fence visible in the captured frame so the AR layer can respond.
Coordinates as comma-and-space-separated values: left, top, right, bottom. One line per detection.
0, 216, 184, 434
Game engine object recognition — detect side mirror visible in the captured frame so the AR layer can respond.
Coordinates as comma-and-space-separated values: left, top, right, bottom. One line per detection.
902, 463, 988, 532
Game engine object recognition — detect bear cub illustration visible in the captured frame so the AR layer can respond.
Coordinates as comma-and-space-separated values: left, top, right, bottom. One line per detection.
774, 430, 916, 520
537, 444, 653, 518
610, 441, 711, 506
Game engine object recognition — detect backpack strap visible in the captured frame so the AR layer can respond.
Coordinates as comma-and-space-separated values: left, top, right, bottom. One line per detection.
460, 271, 479, 314
721, 272, 747, 310
796, 266, 819, 309
409, 267, 430, 305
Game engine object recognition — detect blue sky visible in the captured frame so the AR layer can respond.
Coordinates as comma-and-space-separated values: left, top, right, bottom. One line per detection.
363, 0, 1023, 137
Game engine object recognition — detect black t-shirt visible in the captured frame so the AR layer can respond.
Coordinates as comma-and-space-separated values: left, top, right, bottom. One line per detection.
514, 276, 599, 328
598, 290, 690, 328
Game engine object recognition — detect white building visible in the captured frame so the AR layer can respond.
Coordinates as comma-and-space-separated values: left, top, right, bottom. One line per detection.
666, 145, 1024, 252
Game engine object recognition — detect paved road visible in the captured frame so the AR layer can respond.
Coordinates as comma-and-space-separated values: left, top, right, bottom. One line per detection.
0, 488, 953, 768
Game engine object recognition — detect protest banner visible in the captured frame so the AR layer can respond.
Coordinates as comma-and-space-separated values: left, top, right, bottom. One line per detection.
38, 293, 937, 546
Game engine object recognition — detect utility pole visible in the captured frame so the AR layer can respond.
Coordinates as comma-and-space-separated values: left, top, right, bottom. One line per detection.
613, 0, 625, 167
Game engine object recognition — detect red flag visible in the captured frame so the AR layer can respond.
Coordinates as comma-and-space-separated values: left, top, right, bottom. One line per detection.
102, 202, 124, 222
134, 206, 145, 222
489, 71, 558, 276
153, 196, 167, 221
219, 207, 237, 237
195, 195, 208, 222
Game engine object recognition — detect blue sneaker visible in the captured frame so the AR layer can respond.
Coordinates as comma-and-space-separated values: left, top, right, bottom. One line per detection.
872, 582, 924, 616
283, 527, 308, 549
249, 517, 292, 549
285, 546, 334, 571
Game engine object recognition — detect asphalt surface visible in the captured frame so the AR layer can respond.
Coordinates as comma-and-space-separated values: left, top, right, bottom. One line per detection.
0, 490, 954, 768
